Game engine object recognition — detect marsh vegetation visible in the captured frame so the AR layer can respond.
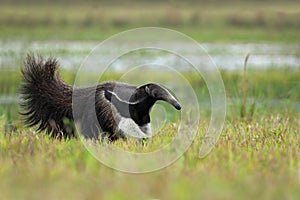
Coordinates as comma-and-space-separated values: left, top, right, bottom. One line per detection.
0, 0, 299, 199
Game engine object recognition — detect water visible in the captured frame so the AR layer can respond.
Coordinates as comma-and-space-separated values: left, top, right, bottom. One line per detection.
0, 40, 299, 71
0, 40, 299, 118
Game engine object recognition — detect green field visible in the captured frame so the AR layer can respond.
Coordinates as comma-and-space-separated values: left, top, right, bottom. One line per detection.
1, 0, 300, 42
1, 0, 300, 199
0, 114, 299, 199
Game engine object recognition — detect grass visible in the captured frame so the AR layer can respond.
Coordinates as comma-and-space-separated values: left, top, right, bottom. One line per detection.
0, 0, 299, 199
241, 53, 251, 118
0, 113, 299, 199
1, 67, 300, 121
0, 0, 300, 42
0, 66, 299, 199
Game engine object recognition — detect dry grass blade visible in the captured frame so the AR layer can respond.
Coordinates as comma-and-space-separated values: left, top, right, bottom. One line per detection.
241, 53, 250, 118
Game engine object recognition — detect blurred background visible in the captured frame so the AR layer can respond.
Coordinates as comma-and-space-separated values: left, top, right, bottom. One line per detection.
1, 0, 299, 122
1, 0, 300, 41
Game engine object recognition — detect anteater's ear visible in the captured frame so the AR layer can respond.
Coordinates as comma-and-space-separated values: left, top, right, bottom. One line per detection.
145, 85, 150, 95
138, 84, 151, 95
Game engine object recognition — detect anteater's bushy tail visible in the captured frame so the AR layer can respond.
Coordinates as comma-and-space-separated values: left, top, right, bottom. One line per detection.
19, 54, 75, 138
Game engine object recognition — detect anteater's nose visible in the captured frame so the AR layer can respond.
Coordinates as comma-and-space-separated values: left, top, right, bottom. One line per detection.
173, 102, 181, 110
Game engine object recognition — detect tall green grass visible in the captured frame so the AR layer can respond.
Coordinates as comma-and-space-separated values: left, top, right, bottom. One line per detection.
0, 61, 299, 199
0, 1, 299, 198
0, 113, 299, 199
1, 67, 300, 122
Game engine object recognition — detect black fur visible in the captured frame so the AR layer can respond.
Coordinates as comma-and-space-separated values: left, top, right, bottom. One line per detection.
20, 54, 74, 138
20, 54, 181, 140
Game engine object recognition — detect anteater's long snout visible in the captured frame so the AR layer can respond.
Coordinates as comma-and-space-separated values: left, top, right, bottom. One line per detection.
163, 94, 181, 110
142, 83, 182, 111
173, 101, 182, 110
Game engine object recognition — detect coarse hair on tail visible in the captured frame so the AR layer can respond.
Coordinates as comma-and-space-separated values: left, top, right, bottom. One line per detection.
19, 54, 75, 139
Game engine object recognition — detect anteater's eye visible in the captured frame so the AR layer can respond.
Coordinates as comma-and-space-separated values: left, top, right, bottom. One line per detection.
152, 91, 159, 98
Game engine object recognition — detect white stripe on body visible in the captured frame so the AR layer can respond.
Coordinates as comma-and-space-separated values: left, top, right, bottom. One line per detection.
106, 90, 146, 105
